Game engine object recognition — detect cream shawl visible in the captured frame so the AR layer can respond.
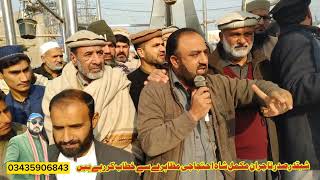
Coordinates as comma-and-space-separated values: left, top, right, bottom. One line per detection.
42, 62, 143, 160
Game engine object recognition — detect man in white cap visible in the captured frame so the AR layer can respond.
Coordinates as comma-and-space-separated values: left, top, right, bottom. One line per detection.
209, 11, 278, 180
33, 41, 65, 80
246, 0, 278, 60
42, 30, 143, 162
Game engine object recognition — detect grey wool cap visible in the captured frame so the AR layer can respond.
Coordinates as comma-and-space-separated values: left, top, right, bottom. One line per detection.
65, 30, 107, 48
246, 0, 271, 12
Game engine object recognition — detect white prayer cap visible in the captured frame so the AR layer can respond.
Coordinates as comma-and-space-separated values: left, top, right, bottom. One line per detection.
40, 41, 60, 55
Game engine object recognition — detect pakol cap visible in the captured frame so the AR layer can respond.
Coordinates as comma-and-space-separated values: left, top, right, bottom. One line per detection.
130, 28, 162, 46
217, 11, 259, 30
65, 30, 107, 48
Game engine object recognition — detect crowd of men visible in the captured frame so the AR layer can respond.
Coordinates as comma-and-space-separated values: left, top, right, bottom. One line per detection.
0, 0, 319, 179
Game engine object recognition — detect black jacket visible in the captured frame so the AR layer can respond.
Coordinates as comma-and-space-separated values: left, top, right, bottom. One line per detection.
33, 64, 62, 80
48, 140, 140, 180
271, 24, 320, 169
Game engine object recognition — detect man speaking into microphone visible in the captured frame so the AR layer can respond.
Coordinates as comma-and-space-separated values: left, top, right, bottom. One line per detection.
137, 28, 293, 180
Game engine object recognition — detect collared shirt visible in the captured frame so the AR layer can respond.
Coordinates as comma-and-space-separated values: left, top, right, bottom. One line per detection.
57, 142, 97, 180
170, 70, 224, 180
220, 53, 253, 79
5, 85, 45, 124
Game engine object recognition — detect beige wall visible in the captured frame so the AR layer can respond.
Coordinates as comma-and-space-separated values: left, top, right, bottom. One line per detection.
0, 12, 61, 68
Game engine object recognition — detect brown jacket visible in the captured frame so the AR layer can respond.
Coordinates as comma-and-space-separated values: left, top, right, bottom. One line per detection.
138, 72, 281, 180
208, 44, 279, 163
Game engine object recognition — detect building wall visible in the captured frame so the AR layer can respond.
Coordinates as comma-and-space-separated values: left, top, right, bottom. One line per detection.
0, 12, 61, 68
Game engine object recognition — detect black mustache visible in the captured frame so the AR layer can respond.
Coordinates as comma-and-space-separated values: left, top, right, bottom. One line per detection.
234, 45, 248, 48
59, 140, 80, 146
197, 65, 207, 69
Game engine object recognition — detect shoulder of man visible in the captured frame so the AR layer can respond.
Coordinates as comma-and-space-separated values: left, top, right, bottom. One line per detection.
104, 65, 128, 80
11, 122, 27, 135
142, 81, 170, 94
7, 131, 27, 144
279, 26, 315, 44
32, 84, 45, 92
94, 140, 136, 164
29, 85, 46, 101
127, 68, 141, 81
47, 144, 60, 162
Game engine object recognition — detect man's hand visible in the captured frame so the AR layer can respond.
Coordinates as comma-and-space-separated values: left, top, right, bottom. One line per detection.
188, 87, 212, 121
144, 69, 169, 85
252, 84, 293, 117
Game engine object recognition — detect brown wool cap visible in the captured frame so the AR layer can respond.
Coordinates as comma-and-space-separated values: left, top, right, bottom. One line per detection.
87, 20, 116, 44
65, 30, 107, 48
217, 11, 259, 30
246, 0, 271, 12
130, 28, 162, 45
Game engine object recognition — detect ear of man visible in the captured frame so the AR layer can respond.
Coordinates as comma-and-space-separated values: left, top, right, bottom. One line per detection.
91, 112, 99, 129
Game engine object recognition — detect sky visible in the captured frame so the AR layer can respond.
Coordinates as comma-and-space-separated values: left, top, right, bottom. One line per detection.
4, 0, 320, 33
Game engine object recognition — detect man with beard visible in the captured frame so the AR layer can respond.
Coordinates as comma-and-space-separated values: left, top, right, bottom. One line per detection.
0, 94, 26, 179
0, 45, 45, 124
128, 28, 166, 109
113, 28, 141, 74
114, 30, 130, 63
33, 41, 65, 80
138, 28, 293, 180
48, 89, 138, 180
42, 30, 143, 162
5, 113, 48, 180
209, 11, 278, 180
246, 0, 278, 60
87, 20, 118, 67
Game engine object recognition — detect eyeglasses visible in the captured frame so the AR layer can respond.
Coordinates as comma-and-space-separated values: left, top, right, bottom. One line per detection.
257, 15, 272, 22
30, 119, 44, 126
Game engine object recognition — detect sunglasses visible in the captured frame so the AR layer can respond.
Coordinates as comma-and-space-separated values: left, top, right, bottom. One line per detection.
30, 119, 44, 126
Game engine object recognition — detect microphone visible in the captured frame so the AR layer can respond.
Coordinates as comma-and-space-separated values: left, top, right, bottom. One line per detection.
194, 75, 206, 87
194, 75, 210, 122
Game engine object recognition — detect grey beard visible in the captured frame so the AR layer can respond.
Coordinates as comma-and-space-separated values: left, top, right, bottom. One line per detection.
47, 63, 64, 71
76, 60, 104, 80
222, 36, 253, 59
